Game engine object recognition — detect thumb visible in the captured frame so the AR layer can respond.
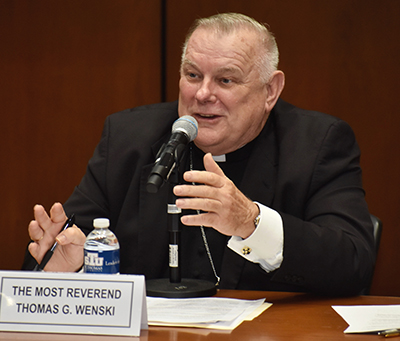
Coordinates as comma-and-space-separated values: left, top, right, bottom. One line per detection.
203, 153, 225, 177
56, 226, 86, 246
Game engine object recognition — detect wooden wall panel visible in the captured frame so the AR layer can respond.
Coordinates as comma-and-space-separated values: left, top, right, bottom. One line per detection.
0, 0, 161, 269
2, 0, 398, 297
165, 1, 400, 296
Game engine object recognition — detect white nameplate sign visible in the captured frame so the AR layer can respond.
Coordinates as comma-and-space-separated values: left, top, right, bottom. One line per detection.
0, 270, 147, 336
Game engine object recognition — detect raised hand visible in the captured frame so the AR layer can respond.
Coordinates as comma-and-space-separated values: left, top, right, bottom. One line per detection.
174, 153, 259, 239
28, 202, 86, 272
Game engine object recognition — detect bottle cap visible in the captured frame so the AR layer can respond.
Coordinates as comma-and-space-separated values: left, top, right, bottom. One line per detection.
93, 218, 110, 228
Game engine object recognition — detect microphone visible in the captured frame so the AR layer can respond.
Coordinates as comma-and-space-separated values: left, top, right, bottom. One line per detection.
146, 115, 198, 193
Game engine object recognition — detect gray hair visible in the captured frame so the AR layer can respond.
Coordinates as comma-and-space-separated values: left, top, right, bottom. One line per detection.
181, 13, 280, 83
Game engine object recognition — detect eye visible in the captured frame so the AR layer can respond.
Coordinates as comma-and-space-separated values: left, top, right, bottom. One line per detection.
221, 78, 232, 85
184, 71, 200, 81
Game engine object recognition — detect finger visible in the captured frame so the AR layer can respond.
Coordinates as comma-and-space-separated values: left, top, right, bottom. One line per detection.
182, 153, 227, 186
28, 220, 55, 262
183, 169, 223, 187
34, 202, 66, 233
31, 203, 67, 246
33, 204, 58, 232
174, 183, 220, 199
180, 211, 218, 228
49, 202, 68, 224
32, 204, 50, 230
28, 224, 51, 262
28, 241, 41, 259
28, 219, 42, 241
176, 197, 222, 213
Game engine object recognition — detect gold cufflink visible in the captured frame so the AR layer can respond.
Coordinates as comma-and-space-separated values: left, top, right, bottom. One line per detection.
242, 246, 252, 255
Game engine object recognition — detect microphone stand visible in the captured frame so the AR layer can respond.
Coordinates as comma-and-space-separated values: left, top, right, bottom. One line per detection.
146, 151, 217, 298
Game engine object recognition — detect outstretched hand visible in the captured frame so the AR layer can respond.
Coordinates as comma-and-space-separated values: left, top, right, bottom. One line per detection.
173, 153, 259, 239
28, 202, 86, 272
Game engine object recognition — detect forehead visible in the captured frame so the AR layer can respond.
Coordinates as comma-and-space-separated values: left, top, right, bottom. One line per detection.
184, 27, 261, 70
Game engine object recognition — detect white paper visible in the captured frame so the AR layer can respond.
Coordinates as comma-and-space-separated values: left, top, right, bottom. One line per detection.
332, 305, 400, 333
147, 296, 269, 330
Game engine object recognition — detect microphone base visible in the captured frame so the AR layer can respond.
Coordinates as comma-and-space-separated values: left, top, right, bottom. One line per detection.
146, 278, 217, 298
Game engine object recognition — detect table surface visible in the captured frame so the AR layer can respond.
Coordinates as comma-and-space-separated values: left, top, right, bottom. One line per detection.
1, 290, 400, 340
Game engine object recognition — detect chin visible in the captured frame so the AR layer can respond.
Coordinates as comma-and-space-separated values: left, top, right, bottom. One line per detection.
194, 142, 215, 154
195, 143, 228, 156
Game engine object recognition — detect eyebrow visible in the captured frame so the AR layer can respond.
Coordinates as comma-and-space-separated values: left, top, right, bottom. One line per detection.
181, 58, 197, 69
215, 66, 243, 75
181, 59, 243, 75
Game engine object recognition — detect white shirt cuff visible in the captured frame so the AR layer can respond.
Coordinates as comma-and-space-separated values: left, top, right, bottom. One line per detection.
227, 202, 284, 272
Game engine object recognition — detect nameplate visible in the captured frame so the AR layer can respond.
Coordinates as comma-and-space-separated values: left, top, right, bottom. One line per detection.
0, 270, 147, 336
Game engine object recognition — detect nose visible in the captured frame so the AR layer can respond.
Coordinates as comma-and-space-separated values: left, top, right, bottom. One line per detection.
195, 79, 217, 103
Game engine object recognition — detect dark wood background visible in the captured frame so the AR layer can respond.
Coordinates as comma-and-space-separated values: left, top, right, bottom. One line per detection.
1, 0, 398, 296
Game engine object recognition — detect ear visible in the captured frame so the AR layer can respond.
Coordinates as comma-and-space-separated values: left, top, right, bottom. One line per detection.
265, 70, 285, 112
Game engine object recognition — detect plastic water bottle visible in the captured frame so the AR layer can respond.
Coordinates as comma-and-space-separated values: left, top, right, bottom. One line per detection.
84, 218, 120, 274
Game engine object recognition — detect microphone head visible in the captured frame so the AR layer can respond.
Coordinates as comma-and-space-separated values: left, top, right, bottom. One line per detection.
172, 115, 198, 142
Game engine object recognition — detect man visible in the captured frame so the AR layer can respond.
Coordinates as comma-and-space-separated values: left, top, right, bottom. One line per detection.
24, 13, 375, 296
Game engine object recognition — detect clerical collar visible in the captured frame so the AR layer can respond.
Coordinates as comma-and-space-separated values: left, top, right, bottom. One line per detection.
212, 154, 226, 162
192, 139, 257, 163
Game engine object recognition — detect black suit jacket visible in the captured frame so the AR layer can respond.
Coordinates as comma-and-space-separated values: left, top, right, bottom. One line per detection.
23, 99, 375, 296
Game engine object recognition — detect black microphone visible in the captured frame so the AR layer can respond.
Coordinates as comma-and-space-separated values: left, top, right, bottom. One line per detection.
147, 115, 198, 193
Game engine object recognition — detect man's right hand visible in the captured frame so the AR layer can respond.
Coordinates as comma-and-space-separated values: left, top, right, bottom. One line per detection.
28, 202, 86, 272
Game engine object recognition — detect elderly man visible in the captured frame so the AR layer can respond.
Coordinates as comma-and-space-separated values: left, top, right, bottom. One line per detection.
24, 13, 375, 296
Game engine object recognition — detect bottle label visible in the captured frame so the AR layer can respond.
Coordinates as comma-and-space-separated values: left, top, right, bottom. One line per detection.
84, 249, 120, 274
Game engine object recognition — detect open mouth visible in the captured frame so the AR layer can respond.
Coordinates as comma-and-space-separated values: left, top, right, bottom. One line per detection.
194, 113, 220, 120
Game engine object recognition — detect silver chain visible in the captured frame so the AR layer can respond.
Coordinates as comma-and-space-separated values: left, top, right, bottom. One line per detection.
189, 145, 220, 286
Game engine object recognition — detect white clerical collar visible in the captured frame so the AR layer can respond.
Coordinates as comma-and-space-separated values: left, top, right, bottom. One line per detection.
212, 154, 226, 162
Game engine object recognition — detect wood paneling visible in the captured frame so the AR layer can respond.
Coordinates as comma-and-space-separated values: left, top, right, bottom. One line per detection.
0, 0, 161, 269
1, 0, 399, 297
165, 1, 400, 296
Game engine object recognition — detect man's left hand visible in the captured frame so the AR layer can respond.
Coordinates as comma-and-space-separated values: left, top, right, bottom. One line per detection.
174, 153, 259, 239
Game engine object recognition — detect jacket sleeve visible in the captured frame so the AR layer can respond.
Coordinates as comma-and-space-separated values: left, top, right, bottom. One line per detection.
271, 119, 375, 296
